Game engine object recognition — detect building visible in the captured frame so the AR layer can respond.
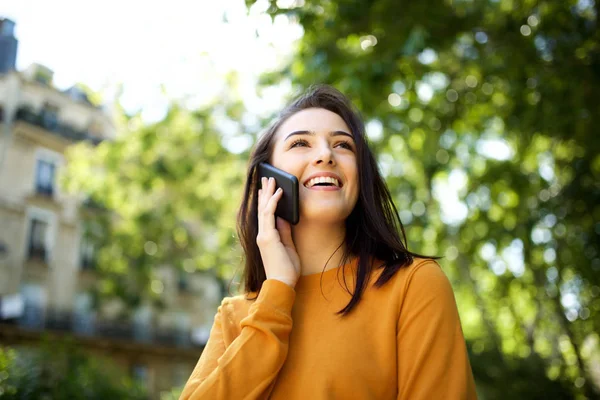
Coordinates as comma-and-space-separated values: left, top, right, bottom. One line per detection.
0, 18, 18, 75
0, 19, 223, 398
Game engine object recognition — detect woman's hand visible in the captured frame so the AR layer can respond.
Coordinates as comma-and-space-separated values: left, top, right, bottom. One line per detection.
256, 177, 301, 288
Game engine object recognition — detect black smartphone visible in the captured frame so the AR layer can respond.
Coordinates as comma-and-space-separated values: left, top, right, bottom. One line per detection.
257, 162, 299, 225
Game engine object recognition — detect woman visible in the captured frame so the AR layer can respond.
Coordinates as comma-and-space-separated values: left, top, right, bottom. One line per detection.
181, 85, 477, 399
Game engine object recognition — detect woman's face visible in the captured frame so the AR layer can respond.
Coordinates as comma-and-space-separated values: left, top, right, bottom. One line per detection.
270, 107, 359, 224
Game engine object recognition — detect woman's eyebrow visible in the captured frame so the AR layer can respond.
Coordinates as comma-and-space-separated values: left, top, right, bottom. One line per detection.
284, 130, 354, 141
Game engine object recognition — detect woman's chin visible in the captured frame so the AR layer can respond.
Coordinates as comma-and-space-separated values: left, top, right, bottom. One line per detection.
299, 206, 351, 225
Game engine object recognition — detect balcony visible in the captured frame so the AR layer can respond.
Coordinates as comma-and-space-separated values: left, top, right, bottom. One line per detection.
27, 246, 47, 263
6, 306, 199, 350
14, 106, 104, 145
80, 256, 96, 271
35, 184, 54, 197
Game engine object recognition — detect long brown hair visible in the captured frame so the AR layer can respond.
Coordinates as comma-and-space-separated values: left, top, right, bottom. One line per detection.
236, 84, 434, 315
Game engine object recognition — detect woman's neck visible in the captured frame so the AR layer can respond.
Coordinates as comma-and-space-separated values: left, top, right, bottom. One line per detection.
291, 220, 348, 276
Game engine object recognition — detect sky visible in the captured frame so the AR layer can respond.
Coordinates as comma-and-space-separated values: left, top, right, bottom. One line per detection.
1, 0, 303, 122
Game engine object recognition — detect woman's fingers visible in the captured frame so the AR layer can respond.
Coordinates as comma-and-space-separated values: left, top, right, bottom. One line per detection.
258, 177, 268, 209
258, 177, 282, 232
255, 177, 300, 287
258, 177, 271, 217
265, 188, 283, 214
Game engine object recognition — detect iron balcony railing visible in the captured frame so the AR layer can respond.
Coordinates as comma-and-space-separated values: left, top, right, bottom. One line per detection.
27, 245, 47, 262
9, 306, 197, 349
35, 184, 54, 197
14, 106, 103, 145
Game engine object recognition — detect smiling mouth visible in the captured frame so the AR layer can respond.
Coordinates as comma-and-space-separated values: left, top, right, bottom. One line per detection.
304, 176, 342, 188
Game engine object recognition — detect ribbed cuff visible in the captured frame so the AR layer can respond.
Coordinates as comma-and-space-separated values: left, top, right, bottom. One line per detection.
256, 279, 296, 314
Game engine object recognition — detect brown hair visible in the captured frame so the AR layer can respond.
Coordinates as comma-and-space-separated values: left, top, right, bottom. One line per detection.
236, 84, 434, 315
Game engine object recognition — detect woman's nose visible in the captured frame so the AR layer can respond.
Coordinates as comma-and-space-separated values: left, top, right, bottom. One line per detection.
313, 142, 335, 165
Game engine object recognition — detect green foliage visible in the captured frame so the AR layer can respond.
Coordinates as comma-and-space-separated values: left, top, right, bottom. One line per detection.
0, 348, 18, 397
470, 347, 574, 399
62, 102, 249, 309
160, 386, 183, 400
0, 340, 146, 399
253, 0, 600, 397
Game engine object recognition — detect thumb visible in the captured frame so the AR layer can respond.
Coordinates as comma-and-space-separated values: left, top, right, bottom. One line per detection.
276, 217, 296, 249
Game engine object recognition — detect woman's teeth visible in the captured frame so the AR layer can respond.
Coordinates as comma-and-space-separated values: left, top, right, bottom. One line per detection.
306, 176, 340, 188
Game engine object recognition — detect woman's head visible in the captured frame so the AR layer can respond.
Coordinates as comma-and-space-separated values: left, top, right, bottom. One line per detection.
240, 85, 372, 224
270, 107, 359, 223
237, 85, 425, 314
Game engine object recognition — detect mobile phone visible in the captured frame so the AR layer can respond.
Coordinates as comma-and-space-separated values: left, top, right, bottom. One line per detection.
257, 162, 299, 225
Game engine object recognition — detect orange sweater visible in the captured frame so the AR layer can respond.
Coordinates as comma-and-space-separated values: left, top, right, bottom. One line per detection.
180, 259, 477, 399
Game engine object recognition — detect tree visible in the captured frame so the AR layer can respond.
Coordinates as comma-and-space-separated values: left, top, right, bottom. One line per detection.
0, 340, 146, 399
62, 94, 251, 310
248, 0, 600, 397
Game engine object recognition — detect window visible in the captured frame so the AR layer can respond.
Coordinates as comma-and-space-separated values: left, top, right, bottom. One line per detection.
28, 218, 48, 261
41, 103, 59, 130
73, 292, 95, 335
178, 270, 189, 292
80, 236, 96, 270
175, 312, 191, 347
19, 283, 46, 329
25, 206, 55, 264
131, 364, 149, 387
133, 305, 152, 343
35, 159, 55, 196
80, 221, 101, 270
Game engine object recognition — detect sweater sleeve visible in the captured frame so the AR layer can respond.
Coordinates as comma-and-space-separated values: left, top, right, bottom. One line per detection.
396, 261, 477, 400
180, 279, 295, 400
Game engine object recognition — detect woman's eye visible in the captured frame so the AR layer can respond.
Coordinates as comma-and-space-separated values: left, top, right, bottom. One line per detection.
290, 139, 309, 148
336, 141, 354, 150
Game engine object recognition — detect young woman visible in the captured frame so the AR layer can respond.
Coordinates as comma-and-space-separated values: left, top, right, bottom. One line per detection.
181, 85, 477, 399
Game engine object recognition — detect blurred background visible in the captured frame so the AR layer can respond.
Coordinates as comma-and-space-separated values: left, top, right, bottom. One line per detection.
0, 0, 598, 399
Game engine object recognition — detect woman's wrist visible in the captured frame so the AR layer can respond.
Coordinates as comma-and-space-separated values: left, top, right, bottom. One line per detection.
266, 276, 297, 289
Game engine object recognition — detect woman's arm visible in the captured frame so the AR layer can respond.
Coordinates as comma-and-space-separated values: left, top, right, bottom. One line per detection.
396, 261, 477, 400
180, 279, 295, 400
